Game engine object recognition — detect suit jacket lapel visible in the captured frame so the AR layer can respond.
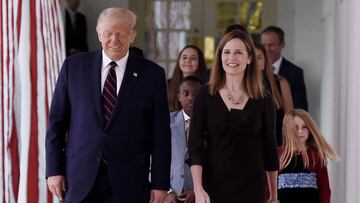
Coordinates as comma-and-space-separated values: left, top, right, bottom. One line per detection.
88, 51, 104, 128
279, 58, 288, 76
106, 54, 139, 130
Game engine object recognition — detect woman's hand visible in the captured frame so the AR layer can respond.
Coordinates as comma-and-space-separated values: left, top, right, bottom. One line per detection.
194, 187, 210, 203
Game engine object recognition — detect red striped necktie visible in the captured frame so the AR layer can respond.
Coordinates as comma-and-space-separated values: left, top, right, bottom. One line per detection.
185, 119, 190, 145
102, 61, 117, 126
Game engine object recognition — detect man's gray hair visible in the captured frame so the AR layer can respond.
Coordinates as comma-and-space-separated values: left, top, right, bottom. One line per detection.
96, 7, 137, 32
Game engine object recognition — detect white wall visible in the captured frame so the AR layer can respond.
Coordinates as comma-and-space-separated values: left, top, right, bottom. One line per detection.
331, 0, 360, 201
276, 0, 295, 61
293, 0, 323, 122
319, 1, 338, 200
277, 0, 323, 123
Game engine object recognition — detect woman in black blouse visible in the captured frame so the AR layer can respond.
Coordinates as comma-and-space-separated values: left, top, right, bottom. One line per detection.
188, 29, 279, 203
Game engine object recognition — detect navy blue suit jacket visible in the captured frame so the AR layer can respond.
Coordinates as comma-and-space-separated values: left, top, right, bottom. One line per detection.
45, 51, 171, 202
279, 58, 308, 110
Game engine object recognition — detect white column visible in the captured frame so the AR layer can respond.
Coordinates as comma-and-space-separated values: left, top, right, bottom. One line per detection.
331, 0, 360, 202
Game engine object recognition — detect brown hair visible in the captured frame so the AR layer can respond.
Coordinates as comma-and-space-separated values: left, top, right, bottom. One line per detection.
261, 25, 285, 43
253, 41, 282, 109
168, 45, 207, 112
280, 109, 340, 170
222, 24, 248, 38
208, 30, 264, 98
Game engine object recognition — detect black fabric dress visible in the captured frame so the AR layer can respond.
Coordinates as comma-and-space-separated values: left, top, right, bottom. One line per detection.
188, 86, 279, 203
278, 155, 320, 203
278, 147, 331, 203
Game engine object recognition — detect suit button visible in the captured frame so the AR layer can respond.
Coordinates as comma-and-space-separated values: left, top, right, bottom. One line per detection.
102, 133, 107, 137
97, 157, 101, 161
181, 174, 184, 178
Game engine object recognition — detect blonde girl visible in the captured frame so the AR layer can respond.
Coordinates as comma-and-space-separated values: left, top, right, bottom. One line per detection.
278, 109, 340, 203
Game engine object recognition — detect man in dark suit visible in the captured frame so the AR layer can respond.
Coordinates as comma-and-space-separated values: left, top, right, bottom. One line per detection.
261, 26, 308, 110
65, 0, 88, 56
46, 7, 171, 203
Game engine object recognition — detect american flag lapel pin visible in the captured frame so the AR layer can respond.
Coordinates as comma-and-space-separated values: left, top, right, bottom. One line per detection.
133, 72, 138, 77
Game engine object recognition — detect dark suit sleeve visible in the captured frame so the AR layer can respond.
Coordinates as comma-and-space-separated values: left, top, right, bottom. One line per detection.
293, 69, 308, 110
150, 68, 171, 190
45, 59, 71, 178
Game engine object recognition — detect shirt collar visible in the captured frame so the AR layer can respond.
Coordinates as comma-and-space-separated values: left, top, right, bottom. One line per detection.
102, 50, 129, 69
66, 7, 76, 17
182, 110, 190, 122
66, 8, 76, 24
272, 56, 283, 75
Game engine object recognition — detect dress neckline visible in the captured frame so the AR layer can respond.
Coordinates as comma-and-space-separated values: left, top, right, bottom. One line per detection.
217, 92, 251, 112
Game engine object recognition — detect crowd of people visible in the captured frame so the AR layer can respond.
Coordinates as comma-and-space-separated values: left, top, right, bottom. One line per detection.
46, 5, 340, 203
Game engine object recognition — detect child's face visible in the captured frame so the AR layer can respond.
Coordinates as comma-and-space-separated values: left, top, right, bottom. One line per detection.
294, 116, 309, 146
178, 81, 201, 117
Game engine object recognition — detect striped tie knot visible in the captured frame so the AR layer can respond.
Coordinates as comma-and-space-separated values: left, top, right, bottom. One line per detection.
185, 119, 190, 144
102, 61, 117, 126
109, 61, 117, 69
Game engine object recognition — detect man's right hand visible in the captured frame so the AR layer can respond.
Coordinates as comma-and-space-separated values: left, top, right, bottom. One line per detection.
47, 175, 66, 201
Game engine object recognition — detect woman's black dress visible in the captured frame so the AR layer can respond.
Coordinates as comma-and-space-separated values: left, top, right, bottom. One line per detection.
188, 86, 279, 203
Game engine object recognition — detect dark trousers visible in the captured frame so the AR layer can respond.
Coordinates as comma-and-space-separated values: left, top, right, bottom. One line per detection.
80, 162, 117, 203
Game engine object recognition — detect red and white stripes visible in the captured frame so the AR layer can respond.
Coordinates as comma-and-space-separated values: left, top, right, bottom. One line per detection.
1, 0, 65, 202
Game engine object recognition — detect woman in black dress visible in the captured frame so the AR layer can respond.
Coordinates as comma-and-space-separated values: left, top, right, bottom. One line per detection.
188, 30, 279, 203
254, 42, 294, 146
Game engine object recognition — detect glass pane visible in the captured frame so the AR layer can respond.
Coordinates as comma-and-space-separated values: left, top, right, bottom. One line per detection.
169, 1, 191, 29
155, 61, 168, 77
156, 61, 166, 69
168, 61, 176, 78
156, 31, 168, 60
169, 31, 187, 60
154, 1, 168, 29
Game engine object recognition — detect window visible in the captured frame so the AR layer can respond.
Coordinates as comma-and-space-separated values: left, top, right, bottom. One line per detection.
152, 0, 191, 78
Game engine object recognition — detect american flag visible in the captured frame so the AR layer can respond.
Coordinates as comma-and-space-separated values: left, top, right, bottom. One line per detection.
1, 0, 65, 202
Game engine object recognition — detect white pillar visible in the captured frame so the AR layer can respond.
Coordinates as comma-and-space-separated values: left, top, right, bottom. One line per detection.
331, 0, 360, 202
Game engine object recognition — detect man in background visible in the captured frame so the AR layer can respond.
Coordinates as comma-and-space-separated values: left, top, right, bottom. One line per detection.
65, 0, 88, 56
261, 25, 308, 110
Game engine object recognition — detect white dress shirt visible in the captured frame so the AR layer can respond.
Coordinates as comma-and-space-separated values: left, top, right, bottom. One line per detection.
272, 56, 283, 75
101, 51, 129, 95
65, 8, 76, 28
182, 110, 190, 129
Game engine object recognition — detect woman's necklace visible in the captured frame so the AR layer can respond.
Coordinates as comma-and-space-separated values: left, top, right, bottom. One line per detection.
226, 86, 245, 105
